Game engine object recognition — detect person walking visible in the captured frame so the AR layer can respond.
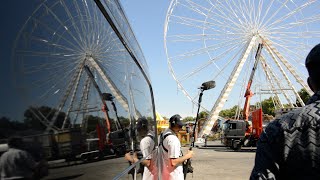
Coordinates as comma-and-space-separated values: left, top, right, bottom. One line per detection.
250, 43, 320, 179
158, 114, 194, 180
125, 117, 157, 180
0, 137, 38, 180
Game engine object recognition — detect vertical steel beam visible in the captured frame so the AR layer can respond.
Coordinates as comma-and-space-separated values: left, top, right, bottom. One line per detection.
199, 36, 257, 137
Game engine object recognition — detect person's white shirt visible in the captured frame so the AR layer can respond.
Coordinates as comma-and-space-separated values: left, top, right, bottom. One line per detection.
140, 131, 157, 180
159, 128, 184, 180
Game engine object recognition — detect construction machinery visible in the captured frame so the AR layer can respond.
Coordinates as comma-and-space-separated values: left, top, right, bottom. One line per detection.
221, 44, 264, 150
3, 64, 129, 162
79, 65, 128, 160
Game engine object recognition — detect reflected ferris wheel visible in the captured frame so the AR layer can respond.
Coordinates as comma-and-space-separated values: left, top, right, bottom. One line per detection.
12, 0, 128, 132
164, 0, 320, 136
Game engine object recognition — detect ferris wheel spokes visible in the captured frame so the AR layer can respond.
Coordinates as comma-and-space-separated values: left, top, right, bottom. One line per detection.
263, 38, 313, 96
165, 0, 320, 139
264, 1, 316, 31
263, 41, 305, 106
177, 43, 242, 83
260, 56, 296, 108
260, 56, 284, 109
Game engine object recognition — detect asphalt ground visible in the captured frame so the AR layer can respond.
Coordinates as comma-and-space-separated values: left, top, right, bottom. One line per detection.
184, 141, 256, 180
45, 141, 256, 180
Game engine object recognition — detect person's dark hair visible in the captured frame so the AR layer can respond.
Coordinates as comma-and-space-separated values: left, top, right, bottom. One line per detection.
136, 117, 148, 131
7, 136, 24, 149
136, 117, 149, 138
306, 44, 320, 88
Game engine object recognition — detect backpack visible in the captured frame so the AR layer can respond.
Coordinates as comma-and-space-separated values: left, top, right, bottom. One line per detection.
159, 132, 193, 179
159, 132, 174, 153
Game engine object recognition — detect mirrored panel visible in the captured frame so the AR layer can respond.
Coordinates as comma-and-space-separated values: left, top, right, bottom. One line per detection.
0, 0, 155, 179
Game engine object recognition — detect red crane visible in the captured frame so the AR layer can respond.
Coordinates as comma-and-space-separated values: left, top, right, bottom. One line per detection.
243, 43, 263, 121
84, 65, 111, 150
243, 43, 263, 137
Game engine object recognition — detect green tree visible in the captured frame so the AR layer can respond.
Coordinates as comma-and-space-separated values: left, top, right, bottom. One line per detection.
182, 116, 194, 122
118, 116, 130, 128
85, 115, 102, 133
297, 88, 311, 105
199, 111, 209, 119
0, 117, 13, 129
24, 106, 69, 130
219, 105, 241, 118
260, 97, 275, 116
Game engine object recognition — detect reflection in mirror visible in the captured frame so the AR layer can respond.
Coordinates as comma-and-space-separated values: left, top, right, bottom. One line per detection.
0, 0, 155, 179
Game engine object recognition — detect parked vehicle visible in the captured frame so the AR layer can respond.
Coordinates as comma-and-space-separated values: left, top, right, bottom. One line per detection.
221, 108, 263, 150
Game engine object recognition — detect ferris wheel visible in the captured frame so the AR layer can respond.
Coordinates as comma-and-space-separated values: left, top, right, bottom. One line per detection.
164, 0, 320, 136
12, 0, 129, 132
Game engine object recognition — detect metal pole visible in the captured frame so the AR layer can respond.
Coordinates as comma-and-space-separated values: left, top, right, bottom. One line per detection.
191, 89, 204, 147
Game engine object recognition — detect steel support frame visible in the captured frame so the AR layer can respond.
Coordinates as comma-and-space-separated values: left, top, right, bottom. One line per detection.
199, 36, 257, 137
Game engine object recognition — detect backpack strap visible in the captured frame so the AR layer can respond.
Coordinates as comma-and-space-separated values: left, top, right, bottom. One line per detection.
146, 134, 154, 139
159, 132, 174, 152
146, 134, 155, 150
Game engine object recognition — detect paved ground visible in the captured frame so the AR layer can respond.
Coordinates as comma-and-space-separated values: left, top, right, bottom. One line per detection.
184, 141, 256, 180
44, 141, 256, 180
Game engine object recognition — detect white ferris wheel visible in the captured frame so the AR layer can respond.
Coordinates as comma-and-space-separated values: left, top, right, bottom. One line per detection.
164, 0, 320, 136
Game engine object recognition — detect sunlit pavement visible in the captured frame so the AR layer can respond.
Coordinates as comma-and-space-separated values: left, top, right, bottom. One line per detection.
184, 141, 256, 180
44, 141, 255, 180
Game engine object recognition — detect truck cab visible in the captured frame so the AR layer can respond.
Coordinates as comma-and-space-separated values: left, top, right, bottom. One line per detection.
221, 120, 246, 150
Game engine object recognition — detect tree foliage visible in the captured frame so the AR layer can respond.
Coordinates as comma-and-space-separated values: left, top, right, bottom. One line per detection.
260, 97, 275, 116
24, 106, 70, 130
218, 98, 276, 118
297, 88, 311, 105
182, 116, 194, 122
0, 117, 27, 139
199, 111, 209, 119
206, 89, 309, 119
219, 105, 241, 118
85, 115, 105, 134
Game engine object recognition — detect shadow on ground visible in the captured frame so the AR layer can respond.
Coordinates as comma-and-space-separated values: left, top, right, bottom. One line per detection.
47, 174, 84, 180
198, 146, 256, 153
49, 154, 120, 169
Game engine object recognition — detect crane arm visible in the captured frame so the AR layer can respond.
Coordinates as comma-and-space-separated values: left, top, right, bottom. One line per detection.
243, 43, 263, 120
84, 65, 111, 136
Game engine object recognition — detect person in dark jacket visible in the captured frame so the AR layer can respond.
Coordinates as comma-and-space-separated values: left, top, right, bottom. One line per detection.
250, 43, 320, 179
0, 137, 37, 180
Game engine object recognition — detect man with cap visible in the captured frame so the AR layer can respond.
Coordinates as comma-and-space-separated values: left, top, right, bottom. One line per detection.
125, 117, 157, 180
250, 43, 320, 179
158, 114, 194, 180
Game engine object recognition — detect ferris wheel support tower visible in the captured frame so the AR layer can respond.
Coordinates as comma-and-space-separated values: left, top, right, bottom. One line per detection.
199, 35, 313, 138
163, 0, 320, 140
199, 36, 257, 138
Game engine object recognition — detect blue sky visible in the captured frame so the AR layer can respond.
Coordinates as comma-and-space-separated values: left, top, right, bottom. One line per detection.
120, 0, 197, 118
